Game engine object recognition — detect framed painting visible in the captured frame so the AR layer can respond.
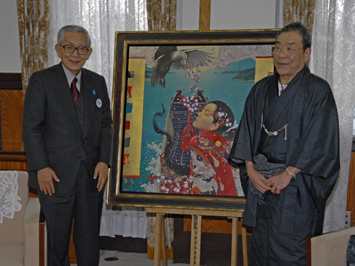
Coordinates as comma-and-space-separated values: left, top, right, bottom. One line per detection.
107, 29, 279, 210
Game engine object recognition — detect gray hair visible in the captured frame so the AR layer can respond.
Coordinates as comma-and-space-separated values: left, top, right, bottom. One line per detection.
57, 25, 91, 48
276, 21, 312, 51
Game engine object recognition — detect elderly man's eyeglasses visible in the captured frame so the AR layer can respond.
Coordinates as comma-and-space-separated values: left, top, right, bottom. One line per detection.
62, 45, 89, 55
272, 46, 304, 56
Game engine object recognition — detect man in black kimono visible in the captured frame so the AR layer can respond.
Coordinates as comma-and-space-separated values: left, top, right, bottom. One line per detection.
228, 22, 340, 265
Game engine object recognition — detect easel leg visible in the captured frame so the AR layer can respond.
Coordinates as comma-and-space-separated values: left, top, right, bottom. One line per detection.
154, 213, 164, 266
231, 217, 238, 266
242, 224, 248, 266
161, 218, 167, 266
190, 215, 202, 266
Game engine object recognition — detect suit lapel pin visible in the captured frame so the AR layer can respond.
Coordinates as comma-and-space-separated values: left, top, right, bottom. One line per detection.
93, 90, 96, 95
96, 98, 102, 108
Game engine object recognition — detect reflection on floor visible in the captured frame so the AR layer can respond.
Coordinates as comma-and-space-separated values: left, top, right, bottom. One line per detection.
70, 250, 190, 266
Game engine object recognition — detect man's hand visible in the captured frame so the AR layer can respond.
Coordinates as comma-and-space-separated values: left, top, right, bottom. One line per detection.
37, 167, 60, 196
93, 162, 108, 192
265, 166, 300, 194
245, 161, 272, 193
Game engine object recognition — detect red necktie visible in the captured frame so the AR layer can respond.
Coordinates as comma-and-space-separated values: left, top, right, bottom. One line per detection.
280, 84, 287, 95
71, 77, 79, 106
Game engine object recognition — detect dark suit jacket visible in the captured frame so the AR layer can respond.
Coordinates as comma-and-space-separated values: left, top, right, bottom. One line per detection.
23, 63, 112, 194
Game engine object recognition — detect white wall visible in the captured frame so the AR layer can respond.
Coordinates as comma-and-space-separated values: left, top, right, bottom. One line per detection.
1, 0, 281, 72
210, 0, 278, 30
176, 0, 282, 31
0, 0, 21, 73
176, 0, 200, 30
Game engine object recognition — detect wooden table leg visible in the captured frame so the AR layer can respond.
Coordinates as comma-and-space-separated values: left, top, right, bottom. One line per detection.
242, 224, 248, 266
39, 209, 46, 266
154, 213, 164, 266
190, 215, 202, 266
231, 217, 238, 266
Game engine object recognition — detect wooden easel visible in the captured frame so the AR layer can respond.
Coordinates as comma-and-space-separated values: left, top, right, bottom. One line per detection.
146, 207, 248, 266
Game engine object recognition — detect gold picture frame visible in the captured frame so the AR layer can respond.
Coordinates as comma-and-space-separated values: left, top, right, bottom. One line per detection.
107, 29, 279, 210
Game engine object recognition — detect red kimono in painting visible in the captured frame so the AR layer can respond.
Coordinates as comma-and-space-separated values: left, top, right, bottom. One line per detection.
189, 131, 238, 196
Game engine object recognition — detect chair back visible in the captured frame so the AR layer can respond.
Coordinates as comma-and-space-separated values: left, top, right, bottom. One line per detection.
311, 226, 355, 266
0, 171, 29, 243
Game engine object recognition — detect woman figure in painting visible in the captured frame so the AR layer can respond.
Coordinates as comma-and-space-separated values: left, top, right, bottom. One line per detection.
189, 100, 238, 196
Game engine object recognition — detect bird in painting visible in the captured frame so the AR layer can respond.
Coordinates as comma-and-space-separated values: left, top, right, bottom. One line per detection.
150, 46, 216, 88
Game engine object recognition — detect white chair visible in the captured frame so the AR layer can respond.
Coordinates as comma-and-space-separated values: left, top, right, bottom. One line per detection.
310, 226, 355, 266
0, 170, 46, 266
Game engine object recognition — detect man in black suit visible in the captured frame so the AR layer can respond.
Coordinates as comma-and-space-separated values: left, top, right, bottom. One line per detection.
23, 25, 112, 266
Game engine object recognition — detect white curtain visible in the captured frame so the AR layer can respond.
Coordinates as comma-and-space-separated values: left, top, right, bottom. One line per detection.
100, 189, 149, 238
47, 0, 149, 238
47, 0, 148, 100
310, 0, 355, 232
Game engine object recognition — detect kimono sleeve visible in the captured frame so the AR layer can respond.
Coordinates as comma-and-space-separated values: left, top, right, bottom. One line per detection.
228, 78, 268, 166
288, 78, 340, 179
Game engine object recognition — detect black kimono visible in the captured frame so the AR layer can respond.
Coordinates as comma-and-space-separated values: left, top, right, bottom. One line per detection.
228, 65, 340, 265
